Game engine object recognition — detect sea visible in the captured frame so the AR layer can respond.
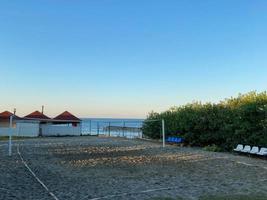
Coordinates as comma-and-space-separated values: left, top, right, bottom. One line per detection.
81, 118, 145, 138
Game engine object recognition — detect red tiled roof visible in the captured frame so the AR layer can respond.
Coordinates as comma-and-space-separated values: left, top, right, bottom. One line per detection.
54, 111, 80, 121
0, 111, 20, 120
24, 111, 51, 120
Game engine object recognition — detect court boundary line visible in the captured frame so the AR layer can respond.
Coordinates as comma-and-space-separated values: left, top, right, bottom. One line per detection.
85, 187, 179, 200
17, 144, 60, 200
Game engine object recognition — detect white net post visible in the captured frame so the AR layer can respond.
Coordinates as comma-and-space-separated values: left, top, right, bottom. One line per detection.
162, 119, 165, 148
8, 115, 13, 156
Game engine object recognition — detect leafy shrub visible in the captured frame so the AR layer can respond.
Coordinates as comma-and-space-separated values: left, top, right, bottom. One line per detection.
143, 91, 267, 151
203, 144, 223, 152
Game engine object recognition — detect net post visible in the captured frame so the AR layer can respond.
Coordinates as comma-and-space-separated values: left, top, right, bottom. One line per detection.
162, 119, 165, 148
108, 122, 111, 137
97, 122, 99, 135
122, 121, 125, 137
89, 120, 92, 135
9, 115, 13, 156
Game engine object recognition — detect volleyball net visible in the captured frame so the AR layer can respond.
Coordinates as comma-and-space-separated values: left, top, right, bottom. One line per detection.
82, 119, 166, 146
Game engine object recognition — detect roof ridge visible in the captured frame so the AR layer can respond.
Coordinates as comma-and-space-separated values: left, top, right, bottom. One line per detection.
24, 110, 51, 119
54, 111, 81, 121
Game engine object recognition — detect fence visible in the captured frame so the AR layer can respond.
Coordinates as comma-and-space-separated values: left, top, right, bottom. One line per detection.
81, 119, 144, 139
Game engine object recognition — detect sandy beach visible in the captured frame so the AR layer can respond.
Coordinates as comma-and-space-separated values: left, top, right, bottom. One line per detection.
1, 136, 267, 200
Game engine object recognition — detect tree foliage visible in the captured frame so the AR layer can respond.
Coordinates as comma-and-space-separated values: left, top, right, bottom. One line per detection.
143, 91, 267, 151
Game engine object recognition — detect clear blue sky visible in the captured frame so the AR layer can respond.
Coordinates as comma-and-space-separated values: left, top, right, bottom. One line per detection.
0, 0, 266, 118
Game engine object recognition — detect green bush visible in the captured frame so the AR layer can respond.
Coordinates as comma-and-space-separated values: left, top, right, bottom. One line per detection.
143, 91, 267, 151
203, 144, 223, 152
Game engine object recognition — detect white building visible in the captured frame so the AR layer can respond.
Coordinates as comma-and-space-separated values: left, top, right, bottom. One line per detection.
0, 110, 82, 137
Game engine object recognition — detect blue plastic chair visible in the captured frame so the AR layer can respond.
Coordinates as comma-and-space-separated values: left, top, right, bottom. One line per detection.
167, 136, 184, 144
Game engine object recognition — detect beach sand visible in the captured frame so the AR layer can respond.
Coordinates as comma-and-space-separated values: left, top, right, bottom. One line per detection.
1, 136, 267, 200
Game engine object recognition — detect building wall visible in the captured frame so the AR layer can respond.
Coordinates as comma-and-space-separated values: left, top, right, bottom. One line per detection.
41, 124, 81, 136
0, 127, 16, 137
0, 122, 39, 137
0, 122, 82, 137
0, 121, 16, 128
16, 122, 40, 137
